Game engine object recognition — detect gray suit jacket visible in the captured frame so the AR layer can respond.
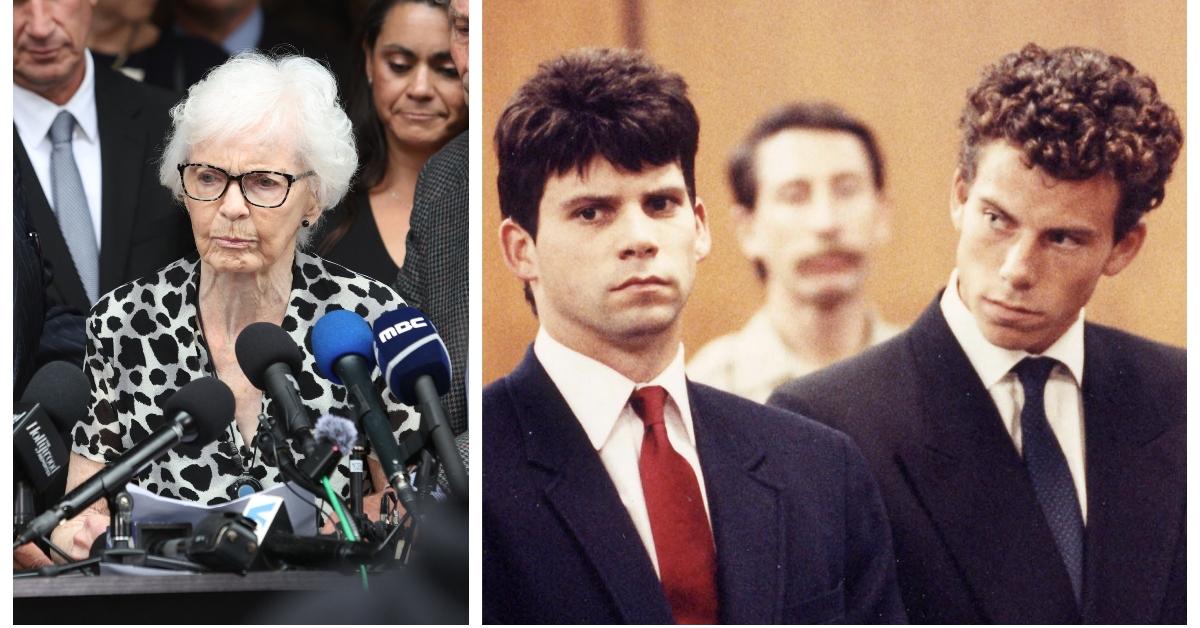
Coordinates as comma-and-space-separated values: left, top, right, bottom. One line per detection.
396, 131, 468, 435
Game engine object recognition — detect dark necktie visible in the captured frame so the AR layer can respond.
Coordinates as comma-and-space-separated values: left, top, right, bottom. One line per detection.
48, 111, 99, 304
1013, 357, 1084, 604
630, 386, 719, 624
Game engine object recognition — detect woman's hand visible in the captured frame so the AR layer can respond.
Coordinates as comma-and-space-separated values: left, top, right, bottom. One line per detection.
14, 543, 53, 570
48, 453, 111, 563
48, 510, 110, 563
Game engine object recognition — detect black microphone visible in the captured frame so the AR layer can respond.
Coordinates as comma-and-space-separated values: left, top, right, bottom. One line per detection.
235, 322, 338, 482
312, 310, 421, 516
372, 307, 466, 498
262, 532, 376, 569
14, 377, 233, 548
14, 362, 89, 522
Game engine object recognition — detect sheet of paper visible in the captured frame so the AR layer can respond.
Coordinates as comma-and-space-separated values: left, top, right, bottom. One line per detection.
126, 482, 321, 537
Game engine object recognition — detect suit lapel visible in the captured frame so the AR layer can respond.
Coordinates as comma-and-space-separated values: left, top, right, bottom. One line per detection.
509, 350, 674, 624
894, 300, 1080, 623
14, 132, 90, 312
1079, 328, 1183, 623
93, 67, 145, 294
690, 383, 782, 624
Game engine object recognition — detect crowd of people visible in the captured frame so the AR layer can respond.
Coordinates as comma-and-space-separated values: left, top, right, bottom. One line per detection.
482, 42, 1184, 624
13, 0, 470, 573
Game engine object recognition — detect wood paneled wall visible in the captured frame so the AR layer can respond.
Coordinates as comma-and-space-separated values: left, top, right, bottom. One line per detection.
482, 0, 1186, 384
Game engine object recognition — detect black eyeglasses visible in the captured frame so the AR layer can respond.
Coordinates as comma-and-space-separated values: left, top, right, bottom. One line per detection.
177, 163, 315, 208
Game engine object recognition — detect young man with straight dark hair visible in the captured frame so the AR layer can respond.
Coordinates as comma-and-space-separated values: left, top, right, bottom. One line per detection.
483, 48, 905, 625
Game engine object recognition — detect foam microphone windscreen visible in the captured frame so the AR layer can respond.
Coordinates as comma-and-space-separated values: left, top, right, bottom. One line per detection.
19, 361, 89, 434
313, 414, 358, 452
235, 322, 304, 390
312, 309, 376, 385
164, 377, 235, 446
372, 307, 452, 406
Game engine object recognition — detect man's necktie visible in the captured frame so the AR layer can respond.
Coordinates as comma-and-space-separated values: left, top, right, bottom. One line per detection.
49, 110, 99, 305
630, 385, 719, 624
1013, 357, 1084, 604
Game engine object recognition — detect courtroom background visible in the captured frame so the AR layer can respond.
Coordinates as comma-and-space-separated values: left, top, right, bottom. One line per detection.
481, 0, 1187, 383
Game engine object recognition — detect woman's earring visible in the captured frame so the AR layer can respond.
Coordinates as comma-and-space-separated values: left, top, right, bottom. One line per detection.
302, 219, 311, 228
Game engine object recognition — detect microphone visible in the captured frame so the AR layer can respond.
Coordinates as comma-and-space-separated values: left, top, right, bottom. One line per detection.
314, 414, 358, 453
15, 362, 89, 513
372, 307, 466, 498
312, 309, 421, 515
14, 377, 233, 547
235, 322, 338, 481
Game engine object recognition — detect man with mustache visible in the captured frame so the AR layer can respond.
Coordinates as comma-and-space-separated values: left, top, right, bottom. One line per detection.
770, 43, 1184, 623
483, 48, 905, 624
689, 103, 901, 403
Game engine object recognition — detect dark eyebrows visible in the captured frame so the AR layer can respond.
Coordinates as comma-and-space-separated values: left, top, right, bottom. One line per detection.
981, 196, 1100, 240
379, 45, 454, 63
643, 185, 689, 203
557, 194, 618, 212
556, 186, 688, 212
979, 197, 1014, 221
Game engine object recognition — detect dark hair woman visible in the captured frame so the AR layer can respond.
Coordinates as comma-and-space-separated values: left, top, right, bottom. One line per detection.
311, 0, 468, 284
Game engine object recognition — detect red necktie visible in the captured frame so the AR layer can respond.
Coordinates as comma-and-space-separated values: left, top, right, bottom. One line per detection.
630, 386, 719, 624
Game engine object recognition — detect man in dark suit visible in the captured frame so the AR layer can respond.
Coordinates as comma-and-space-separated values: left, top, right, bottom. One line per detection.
484, 48, 905, 624
14, 158, 88, 401
770, 43, 1185, 624
14, 0, 193, 324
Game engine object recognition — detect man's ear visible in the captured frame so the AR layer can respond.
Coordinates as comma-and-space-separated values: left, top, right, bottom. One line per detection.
1102, 220, 1147, 277
949, 169, 968, 231
872, 191, 893, 244
731, 203, 763, 260
499, 217, 538, 282
692, 197, 712, 261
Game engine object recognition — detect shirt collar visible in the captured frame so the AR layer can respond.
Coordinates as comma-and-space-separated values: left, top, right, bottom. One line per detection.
940, 269, 1084, 388
534, 327, 695, 451
14, 50, 99, 147
223, 5, 264, 55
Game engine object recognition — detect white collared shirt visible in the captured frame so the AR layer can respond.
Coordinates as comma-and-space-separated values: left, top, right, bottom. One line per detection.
222, 5, 264, 55
688, 307, 904, 403
14, 50, 103, 245
940, 270, 1088, 521
534, 327, 712, 576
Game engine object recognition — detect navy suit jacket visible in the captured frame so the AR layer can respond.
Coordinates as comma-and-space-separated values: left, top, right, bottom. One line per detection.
770, 297, 1186, 623
483, 348, 906, 624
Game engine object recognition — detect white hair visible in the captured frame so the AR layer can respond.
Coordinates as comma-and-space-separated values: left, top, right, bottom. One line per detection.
158, 52, 358, 246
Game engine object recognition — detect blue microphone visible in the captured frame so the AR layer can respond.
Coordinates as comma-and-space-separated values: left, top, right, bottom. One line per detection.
312, 310, 421, 516
373, 307, 465, 498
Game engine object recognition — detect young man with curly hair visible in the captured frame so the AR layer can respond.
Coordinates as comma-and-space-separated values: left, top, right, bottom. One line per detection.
484, 48, 905, 624
770, 44, 1184, 623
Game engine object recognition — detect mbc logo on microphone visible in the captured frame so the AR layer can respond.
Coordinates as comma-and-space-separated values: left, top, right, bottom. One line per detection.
377, 316, 428, 343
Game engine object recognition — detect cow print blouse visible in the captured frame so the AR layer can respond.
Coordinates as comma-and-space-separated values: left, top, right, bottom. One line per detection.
72, 252, 416, 505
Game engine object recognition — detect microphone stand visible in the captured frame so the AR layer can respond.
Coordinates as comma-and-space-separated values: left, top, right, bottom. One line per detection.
15, 480, 37, 532
349, 434, 366, 518
17, 490, 207, 577
415, 377, 467, 499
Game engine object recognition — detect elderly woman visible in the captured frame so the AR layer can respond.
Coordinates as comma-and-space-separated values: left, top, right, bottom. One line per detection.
51, 53, 415, 560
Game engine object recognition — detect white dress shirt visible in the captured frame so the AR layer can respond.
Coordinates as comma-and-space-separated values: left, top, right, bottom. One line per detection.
534, 327, 712, 576
688, 307, 904, 403
14, 50, 103, 246
940, 270, 1088, 521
